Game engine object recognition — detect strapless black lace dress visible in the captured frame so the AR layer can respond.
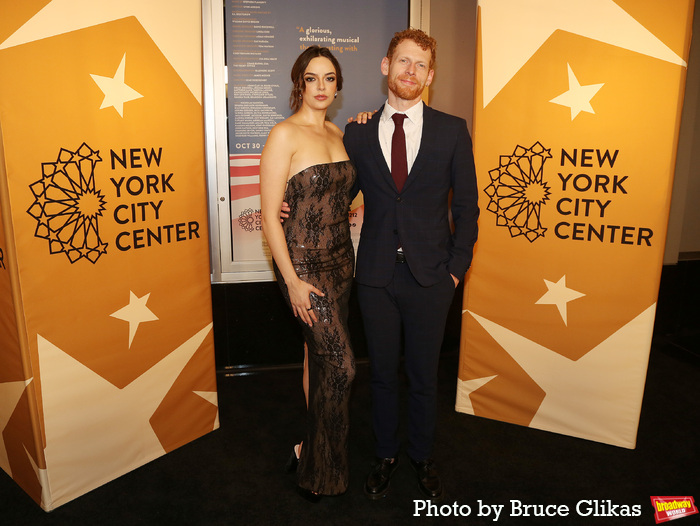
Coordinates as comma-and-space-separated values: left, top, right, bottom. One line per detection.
273, 160, 356, 495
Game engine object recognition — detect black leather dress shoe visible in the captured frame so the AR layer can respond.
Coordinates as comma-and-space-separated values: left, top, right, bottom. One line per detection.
409, 458, 443, 501
364, 456, 399, 500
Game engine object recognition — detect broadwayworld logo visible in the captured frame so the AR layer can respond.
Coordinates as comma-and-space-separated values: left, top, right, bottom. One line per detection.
651, 496, 698, 524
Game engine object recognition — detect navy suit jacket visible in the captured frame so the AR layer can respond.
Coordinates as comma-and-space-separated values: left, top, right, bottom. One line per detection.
344, 104, 479, 288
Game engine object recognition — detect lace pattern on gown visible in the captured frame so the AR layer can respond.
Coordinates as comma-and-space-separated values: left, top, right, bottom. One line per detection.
273, 160, 356, 495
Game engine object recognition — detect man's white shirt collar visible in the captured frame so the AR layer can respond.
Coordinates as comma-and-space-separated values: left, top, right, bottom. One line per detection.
381, 100, 424, 125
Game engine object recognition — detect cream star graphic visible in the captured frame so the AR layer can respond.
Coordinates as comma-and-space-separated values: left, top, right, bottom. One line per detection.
535, 275, 586, 325
0, 378, 32, 476
25, 445, 51, 510
455, 375, 497, 414
110, 291, 159, 348
479, 0, 687, 106
468, 307, 656, 448
550, 64, 604, 120
38, 324, 212, 510
90, 54, 143, 118
0, 0, 202, 102
194, 391, 220, 429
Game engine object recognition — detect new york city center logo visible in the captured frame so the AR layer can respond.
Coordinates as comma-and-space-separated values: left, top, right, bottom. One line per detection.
27, 143, 108, 263
485, 141, 655, 247
484, 141, 552, 243
27, 143, 203, 263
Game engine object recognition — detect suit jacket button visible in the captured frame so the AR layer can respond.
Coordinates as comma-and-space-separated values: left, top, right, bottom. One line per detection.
396, 196, 402, 202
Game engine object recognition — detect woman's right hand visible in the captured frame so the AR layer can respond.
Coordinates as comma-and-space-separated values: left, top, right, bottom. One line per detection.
288, 277, 325, 327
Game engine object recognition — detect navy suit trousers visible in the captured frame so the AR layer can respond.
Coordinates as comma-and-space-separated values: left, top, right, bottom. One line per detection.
357, 259, 456, 461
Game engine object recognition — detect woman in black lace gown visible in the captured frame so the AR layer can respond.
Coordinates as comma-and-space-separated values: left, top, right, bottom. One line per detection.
260, 46, 355, 501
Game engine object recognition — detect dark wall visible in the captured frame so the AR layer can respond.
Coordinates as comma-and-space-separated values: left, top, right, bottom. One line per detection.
652, 260, 700, 356
212, 261, 700, 372
212, 280, 465, 372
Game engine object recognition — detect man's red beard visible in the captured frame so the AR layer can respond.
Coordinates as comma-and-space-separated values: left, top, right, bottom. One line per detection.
388, 75, 425, 101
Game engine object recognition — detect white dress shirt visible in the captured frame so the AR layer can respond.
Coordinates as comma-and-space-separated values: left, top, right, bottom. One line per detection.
378, 101, 424, 175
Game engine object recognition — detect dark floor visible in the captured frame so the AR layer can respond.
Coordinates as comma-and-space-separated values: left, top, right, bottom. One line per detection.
1, 261, 698, 525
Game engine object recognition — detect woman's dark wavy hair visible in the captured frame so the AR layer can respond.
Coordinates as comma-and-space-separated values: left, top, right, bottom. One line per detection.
289, 46, 343, 113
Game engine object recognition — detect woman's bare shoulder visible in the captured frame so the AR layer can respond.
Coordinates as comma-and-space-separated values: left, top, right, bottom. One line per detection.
264, 119, 301, 158
269, 118, 300, 139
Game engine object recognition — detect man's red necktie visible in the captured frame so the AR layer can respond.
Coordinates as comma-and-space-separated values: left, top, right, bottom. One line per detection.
391, 113, 408, 192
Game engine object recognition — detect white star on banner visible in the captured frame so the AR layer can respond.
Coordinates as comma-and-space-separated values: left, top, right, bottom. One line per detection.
110, 290, 159, 348
535, 275, 586, 325
455, 375, 497, 414
479, 0, 686, 106
0, 379, 31, 476
550, 64, 604, 120
0, 0, 202, 102
25, 446, 51, 510
90, 54, 143, 118
38, 323, 212, 510
468, 306, 656, 448
194, 391, 220, 429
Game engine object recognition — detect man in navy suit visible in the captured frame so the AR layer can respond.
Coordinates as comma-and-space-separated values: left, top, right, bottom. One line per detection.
344, 28, 479, 501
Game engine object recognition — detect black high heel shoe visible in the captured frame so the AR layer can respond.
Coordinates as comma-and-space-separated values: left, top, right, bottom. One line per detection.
296, 485, 322, 503
285, 447, 299, 473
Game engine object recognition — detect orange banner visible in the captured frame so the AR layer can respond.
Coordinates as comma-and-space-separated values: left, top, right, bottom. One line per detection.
0, 1, 217, 510
457, 0, 694, 448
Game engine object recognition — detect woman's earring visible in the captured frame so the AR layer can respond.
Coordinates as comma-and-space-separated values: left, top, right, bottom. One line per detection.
334, 92, 338, 99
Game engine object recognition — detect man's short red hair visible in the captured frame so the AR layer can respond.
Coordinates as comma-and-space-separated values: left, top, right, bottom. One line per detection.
386, 28, 437, 69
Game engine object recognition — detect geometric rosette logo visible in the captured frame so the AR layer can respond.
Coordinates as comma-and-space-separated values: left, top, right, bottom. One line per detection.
27, 143, 108, 263
484, 141, 552, 243
238, 208, 256, 232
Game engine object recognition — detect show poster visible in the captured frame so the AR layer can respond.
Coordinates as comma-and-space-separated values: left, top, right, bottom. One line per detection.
457, 0, 694, 448
226, 0, 408, 265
